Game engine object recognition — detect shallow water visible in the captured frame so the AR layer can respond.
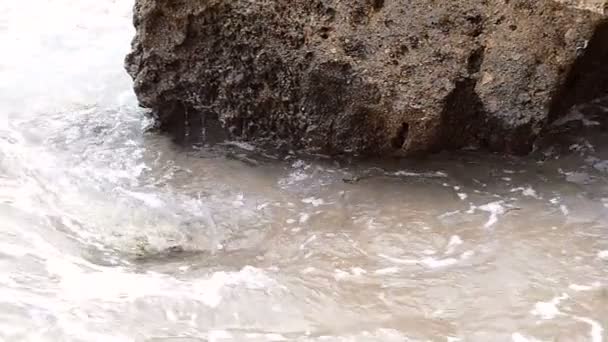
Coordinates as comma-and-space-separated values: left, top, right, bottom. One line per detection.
1, 1, 608, 341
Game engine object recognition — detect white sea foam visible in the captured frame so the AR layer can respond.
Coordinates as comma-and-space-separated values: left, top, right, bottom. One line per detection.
478, 201, 506, 228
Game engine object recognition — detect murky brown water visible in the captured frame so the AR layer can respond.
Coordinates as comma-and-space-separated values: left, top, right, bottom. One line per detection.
1, 1, 607, 341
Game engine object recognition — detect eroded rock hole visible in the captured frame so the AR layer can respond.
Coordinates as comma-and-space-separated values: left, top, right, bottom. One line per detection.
325, 7, 336, 21
440, 79, 486, 149
548, 20, 608, 123
465, 13, 484, 37
467, 47, 485, 75
157, 102, 227, 147
319, 27, 331, 39
439, 46, 487, 150
391, 122, 410, 149
370, 0, 385, 11
158, 101, 187, 144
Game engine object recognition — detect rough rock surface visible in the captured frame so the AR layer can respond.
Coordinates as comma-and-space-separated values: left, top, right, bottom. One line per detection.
557, 0, 607, 13
126, 0, 608, 156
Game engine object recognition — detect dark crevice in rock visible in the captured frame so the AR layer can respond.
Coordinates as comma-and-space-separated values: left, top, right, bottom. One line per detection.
202, 112, 229, 145
548, 20, 608, 123
464, 12, 484, 37
489, 121, 535, 155
467, 47, 485, 75
439, 48, 486, 149
319, 27, 331, 39
370, 0, 385, 11
157, 101, 187, 144
157, 102, 227, 147
535, 20, 608, 154
186, 108, 204, 144
391, 122, 410, 149
440, 78, 486, 149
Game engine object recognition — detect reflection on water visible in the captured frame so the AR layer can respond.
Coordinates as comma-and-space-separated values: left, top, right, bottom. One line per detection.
1, 0, 608, 341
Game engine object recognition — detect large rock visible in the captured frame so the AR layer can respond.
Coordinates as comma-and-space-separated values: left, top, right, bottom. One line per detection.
126, 0, 608, 156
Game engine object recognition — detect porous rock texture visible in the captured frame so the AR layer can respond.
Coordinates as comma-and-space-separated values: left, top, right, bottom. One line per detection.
126, 0, 608, 156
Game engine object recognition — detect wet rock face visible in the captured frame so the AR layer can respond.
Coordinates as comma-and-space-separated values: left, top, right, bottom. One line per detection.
126, 0, 607, 156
